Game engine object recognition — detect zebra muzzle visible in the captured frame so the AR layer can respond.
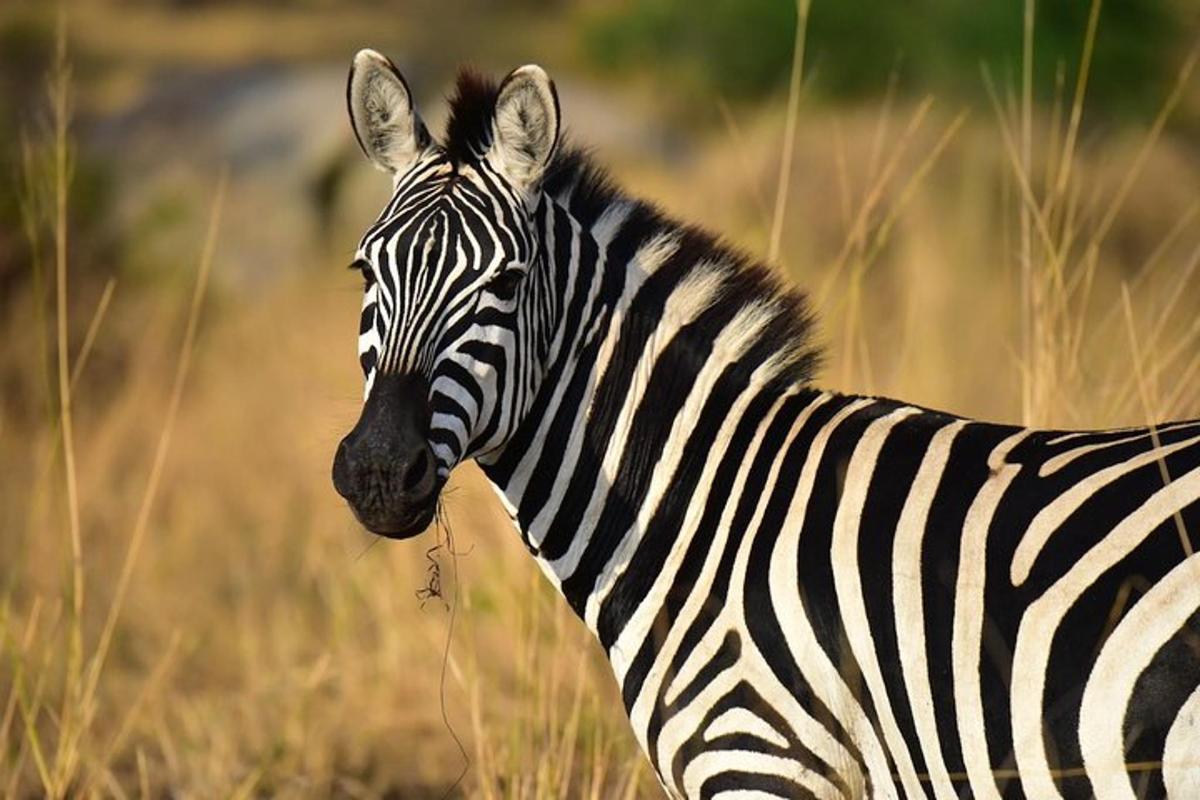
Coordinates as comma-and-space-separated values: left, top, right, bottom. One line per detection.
332, 372, 440, 539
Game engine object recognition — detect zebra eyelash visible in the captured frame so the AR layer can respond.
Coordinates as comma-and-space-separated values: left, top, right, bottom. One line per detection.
349, 257, 375, 289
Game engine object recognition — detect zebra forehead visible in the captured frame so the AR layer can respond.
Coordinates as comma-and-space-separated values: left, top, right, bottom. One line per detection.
363, 183, 527, 263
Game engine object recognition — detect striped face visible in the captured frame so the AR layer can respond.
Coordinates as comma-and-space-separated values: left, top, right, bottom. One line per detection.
333, 50, 560, 537
353, 152, 538, 474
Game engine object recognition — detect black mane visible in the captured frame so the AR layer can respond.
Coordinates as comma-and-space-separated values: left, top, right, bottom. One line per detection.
442, 69, 821, 387
443, 68, 499, 165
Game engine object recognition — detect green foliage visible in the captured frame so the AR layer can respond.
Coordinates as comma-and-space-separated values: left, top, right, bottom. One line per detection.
0, 11, 120, 307
582, 0, 1186, 117
0, 12, 54, 301
583, 0, 797, 98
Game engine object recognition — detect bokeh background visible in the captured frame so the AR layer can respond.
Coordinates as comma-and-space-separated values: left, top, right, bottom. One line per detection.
2, 0, 1199, 796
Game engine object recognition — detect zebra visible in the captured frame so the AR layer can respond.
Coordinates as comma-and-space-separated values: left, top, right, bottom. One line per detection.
330, 50, 1200, 799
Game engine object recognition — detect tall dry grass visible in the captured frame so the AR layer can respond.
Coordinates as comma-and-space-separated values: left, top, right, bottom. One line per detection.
1, 19, 654, 799
2, 3, 1199, 798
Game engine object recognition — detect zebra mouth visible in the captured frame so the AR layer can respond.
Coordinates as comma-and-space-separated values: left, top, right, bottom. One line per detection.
356, 502, 437, 540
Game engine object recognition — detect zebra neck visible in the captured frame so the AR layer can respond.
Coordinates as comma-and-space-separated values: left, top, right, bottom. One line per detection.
479, 194, 818, 642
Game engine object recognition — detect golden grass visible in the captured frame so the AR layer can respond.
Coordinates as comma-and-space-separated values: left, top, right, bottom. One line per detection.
2, 4, 1199, 798
766, 0, 811, 265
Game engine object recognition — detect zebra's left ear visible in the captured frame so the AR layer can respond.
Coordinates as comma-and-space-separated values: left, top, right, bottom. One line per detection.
487, 65, 560, 192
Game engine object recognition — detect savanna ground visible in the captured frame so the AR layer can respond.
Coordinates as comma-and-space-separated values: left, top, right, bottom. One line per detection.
2, 0, 1200, 797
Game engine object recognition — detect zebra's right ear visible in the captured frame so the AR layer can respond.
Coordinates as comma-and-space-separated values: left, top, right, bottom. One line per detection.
347, 49, 430, 175
487, 64, 560, 193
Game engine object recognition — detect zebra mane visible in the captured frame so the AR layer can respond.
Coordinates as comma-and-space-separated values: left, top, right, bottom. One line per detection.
443, 68, 499, 164
443, 69, 822, 388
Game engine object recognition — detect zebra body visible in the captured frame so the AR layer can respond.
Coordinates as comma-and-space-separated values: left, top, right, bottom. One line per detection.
491, 381, 1200, 799
332, 53, 1200, 798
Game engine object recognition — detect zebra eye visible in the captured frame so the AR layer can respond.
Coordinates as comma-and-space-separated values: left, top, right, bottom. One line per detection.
486, 268, 524, 300
350, 258, 375, 289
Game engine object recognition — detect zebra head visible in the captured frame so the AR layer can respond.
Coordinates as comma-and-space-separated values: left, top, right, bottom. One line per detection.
332, 51, 560, 538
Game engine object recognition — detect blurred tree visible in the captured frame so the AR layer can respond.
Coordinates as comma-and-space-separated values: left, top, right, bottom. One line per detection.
0, 12, 53, 309
0, 12, 117, 323
581, 0, 1187, 118
583, 0, 797, 99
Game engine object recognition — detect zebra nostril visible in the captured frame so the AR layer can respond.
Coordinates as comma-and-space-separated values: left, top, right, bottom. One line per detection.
402, 449, 430, 492
332, 437, 357, 500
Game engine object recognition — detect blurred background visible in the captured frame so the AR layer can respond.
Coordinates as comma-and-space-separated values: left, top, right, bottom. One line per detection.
2, 0, 1199, 796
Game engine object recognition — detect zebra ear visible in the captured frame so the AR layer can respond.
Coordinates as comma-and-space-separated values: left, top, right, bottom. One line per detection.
487, 64, 560, 192
347, 49, 430, 175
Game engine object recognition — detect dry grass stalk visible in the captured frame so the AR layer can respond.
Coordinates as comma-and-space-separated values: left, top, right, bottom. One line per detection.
47, 15, 86, 793
767, 0, 812, 266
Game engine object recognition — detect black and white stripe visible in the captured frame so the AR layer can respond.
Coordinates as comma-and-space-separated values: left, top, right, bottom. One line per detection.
342, 56, 1200, 799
